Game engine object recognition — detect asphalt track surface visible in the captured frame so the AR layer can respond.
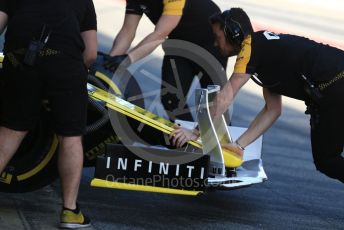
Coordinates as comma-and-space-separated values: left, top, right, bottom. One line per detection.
0, 0, 343, 229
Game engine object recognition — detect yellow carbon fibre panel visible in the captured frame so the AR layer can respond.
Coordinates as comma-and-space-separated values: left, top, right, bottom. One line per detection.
163, 0, 186, 16
106, 103, 178, 138
223, 149, 243, 168
91, 178, 203, 196
17, 136, 59, 181
88, 85, 202, 149
88, 85, 243, 168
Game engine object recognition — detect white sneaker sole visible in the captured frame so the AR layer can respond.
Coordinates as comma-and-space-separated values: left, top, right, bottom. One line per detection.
59, 222, 91, 229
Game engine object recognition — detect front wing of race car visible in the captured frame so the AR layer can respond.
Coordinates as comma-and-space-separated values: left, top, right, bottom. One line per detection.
90, 86, 267, 195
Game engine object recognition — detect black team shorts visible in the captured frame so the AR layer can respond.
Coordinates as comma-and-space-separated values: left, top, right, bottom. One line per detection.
0, 51, 88, 136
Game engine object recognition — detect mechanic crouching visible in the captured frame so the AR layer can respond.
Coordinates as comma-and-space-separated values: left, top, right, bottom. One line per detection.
171, 8, 344, 184
0, 0, 97, 228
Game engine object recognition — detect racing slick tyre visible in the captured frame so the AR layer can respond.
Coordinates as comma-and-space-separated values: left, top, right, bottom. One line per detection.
0, 108, 58, 193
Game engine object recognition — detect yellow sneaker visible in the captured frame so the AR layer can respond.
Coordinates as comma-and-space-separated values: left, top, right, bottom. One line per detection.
59, 205, 91, 229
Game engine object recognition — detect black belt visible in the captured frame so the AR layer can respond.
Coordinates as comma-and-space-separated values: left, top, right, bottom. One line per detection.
5, 48, 60, 68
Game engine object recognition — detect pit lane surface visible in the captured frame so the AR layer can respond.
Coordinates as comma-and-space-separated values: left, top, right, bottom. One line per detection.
0, 0, 343, 229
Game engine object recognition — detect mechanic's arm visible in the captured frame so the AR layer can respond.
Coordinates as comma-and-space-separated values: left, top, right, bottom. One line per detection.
0, 11, 8, 34
81, 29, 97, 68
170, 73, 250, 148
211, 73, 251, 121
109, 14, 142, 56
128, 14, 181, 63
234, 88, 282, 149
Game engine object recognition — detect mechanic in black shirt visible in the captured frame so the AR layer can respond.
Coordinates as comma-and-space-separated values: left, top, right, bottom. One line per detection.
104, 0, 228, 121
171, 8, 344, 183
0, 0, 97, 228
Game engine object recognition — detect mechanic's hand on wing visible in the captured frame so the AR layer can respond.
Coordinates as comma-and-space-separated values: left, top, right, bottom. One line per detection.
103, 54, 131, 72
221, 143, 244, 158
170, 126, 199, 148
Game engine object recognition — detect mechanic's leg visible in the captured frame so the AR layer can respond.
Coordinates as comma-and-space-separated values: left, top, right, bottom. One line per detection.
0, 56, 39, 173
161, 56, 196, 121
310, 84, 344, 183
42, 53, 90, 227
312, 131, 344, 183
41, 53, 88, 209
311, 117, 344, 183
0, 127, 27, 173
58, 135, 84, 210
314, 156, 344, 183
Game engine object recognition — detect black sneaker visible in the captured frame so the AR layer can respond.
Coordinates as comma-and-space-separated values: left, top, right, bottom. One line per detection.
59, 204, 91, 229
